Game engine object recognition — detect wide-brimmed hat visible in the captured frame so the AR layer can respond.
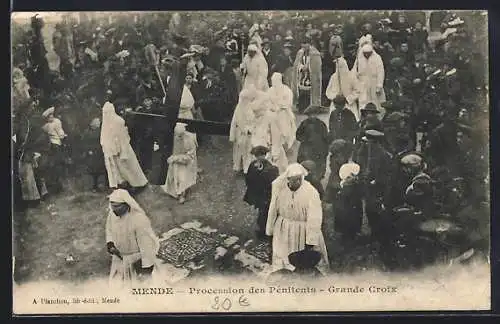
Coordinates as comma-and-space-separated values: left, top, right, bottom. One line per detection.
384, 111, 408, 124
288, 249, 321, 270
360, 103, 380, 113
381, 101, 400, 111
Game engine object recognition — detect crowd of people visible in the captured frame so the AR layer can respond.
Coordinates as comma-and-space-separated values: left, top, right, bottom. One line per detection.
12, 11, 489, 283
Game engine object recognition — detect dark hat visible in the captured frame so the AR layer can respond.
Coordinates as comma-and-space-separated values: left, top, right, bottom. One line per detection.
303, 105, 324, 115
332, 94, 347, 106
288, 249, 321, 270
381, 101, 399, 111
329, 139, 350, 154
172, 33, 188, 44
361, 103, 380, 113
384, 111, 408, 123
390, 57, 405, 68
250, 145, 270, 156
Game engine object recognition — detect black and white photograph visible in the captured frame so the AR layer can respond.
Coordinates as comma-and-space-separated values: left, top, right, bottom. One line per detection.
11, 10, 490, 313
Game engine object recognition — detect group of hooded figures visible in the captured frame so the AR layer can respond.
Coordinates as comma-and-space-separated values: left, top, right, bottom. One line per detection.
15, 15, 487, 285
101, 31, 393, 283
104, 27, 476, 284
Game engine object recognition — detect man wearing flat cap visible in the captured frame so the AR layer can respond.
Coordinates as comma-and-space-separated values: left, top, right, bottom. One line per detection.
353, 127, 394, 242
244, 145, 279, 239
400, 153, 436, 216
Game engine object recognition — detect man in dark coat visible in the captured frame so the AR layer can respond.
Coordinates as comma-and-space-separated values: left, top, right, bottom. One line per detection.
206, 36, 227, 71
217, 55, 239, 122
324, 139, 353, 204
244, 146, 279, 239
131, 97, 155, 175
355, 102, 384, 144
328, 94, 359, 144
296, 105, 330, 180
135, 68, 163, 110
353, 129, 394, 243
261, 37, 274, 80
381, 101, 415, 156
334, 163, 363, 243
400, 153, 436, 217
196, 69, 226, 122
270, 43, 295, 85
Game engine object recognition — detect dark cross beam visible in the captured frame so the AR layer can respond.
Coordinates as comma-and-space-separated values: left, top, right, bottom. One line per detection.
125, 110, 230, 185
126, 111, 231, 136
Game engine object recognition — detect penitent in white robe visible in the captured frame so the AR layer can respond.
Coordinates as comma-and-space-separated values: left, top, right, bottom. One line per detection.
326, 57, 361, 121
230, 91, 259, 174
352, 51, 386, 114
101, 102, 148, 188
267, 75, 297, 151
266, 180, 329, 274
161, 132, 197, 197
241, 53, 269, 91
251, 110, 288, 174
105, 209, 160, 288
178, 85, 195, 119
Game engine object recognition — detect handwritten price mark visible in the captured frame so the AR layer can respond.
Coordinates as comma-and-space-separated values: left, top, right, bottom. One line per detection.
211, 295, 250, 311
239, 295, 250, 307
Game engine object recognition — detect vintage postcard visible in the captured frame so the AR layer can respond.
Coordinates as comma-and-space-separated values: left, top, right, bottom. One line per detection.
11, 10, 490, 314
